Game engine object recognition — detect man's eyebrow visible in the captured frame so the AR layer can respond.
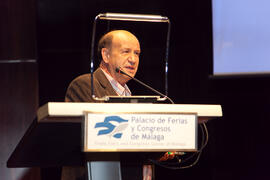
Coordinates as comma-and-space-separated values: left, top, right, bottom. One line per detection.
120, 47, 140, 51
120, 48, 130, 51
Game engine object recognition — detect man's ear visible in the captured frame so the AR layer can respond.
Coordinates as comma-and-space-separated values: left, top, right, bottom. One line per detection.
101, 48, 110, 63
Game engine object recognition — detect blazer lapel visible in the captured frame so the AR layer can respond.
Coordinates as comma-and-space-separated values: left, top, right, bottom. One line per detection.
94, 68, 118, 97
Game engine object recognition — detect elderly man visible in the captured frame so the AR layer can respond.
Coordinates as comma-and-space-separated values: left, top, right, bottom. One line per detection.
65, 30, 140, 102
64, 30, 153, 180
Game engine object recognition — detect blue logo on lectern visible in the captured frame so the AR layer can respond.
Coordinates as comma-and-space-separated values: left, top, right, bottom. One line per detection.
94, 116, 128, 139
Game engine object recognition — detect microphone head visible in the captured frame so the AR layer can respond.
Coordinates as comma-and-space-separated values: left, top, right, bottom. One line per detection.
115, 67, 120, 73
115, 67, 133, 79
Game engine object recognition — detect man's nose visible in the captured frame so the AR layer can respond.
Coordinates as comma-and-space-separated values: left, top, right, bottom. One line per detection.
128, 53, 137, 64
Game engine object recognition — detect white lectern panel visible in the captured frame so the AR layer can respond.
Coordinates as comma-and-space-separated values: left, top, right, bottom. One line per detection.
83, 112, 197, 152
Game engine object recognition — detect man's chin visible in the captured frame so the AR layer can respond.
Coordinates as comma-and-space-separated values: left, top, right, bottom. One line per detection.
123, 67, 137, 74
124, 75, 132, 81
126, 70, 137, 77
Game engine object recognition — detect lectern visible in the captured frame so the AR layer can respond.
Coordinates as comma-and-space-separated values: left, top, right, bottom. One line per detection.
7, 102, 222, 180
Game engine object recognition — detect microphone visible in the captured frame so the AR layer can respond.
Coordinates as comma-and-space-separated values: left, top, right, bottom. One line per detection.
115, 67, 174, 104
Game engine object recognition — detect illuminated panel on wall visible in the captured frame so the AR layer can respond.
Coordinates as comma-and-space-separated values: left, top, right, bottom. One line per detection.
212, 0, 270, 76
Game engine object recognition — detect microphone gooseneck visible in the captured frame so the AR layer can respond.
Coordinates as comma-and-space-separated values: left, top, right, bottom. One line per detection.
115, 67, 174, 104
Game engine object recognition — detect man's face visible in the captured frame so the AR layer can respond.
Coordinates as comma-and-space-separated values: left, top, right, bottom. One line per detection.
104, 32, 141, 85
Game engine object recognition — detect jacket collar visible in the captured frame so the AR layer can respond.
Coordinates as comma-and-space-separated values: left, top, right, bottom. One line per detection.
94, 67, 118, 96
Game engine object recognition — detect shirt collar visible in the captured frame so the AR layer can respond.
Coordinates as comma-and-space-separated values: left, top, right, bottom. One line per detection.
101, 69, 131, 96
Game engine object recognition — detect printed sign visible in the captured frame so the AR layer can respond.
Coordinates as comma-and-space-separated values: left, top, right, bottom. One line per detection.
83, 112, 197, 152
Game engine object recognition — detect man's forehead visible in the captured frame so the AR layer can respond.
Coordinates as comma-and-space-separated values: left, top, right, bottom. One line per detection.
110, 30, 135, 38
112, 30, 138, 40
112, 33, 140, 49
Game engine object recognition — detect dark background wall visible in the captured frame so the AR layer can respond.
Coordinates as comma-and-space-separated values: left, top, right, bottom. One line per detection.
1, 0, 270, 179
0, 0, 40, 179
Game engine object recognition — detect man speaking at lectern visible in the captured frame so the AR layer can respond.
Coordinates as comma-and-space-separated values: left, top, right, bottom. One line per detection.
64, 30, 153, 180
